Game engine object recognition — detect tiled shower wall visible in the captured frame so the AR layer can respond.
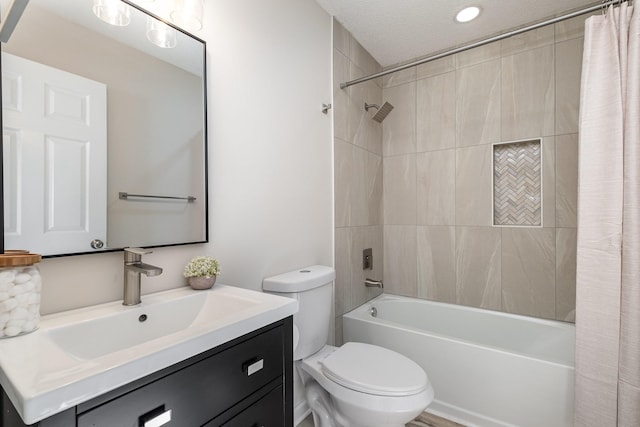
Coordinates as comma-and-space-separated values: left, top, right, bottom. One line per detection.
380, 14, 592, 322
333, 20, 384, 345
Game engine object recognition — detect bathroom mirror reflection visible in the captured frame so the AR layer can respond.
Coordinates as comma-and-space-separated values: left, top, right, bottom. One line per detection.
1, 0, 207, 256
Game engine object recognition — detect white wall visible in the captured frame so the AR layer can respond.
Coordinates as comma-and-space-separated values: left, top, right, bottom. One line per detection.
204, 0, 334, 290
37, 0, 333, 314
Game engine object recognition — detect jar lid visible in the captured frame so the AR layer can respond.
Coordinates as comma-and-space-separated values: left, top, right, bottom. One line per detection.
0, 251, 42, 267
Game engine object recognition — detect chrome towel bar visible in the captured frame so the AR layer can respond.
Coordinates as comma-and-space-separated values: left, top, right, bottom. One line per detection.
119, 192, 196, 202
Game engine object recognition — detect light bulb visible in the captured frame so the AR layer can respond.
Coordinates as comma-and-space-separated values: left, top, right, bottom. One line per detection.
170, 0, 203, 32
93, 0, 131, 26
147, 17, 177, 48
456, 6, 481, 23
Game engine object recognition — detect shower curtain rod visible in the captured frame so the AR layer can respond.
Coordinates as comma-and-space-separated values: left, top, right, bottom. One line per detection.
340, 0, 626, 89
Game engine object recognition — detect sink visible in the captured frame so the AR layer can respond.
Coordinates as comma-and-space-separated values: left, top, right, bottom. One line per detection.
0, 284, 298, 424
47, 288, 258, 359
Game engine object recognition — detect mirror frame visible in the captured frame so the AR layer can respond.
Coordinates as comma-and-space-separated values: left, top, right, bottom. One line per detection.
0, 0, 209, 257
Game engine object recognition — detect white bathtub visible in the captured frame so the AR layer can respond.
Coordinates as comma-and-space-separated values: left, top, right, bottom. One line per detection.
342, 294, 575, 427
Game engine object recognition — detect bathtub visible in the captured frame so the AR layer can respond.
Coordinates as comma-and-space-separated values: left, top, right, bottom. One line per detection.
342, 294, 575, 427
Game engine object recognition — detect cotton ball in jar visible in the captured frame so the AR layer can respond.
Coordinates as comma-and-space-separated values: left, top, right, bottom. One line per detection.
4, 325, 22, 337
0, 270, 16, 286
21, 320, 36, 333
14, 273, 31, 284
0, 298, 18, 313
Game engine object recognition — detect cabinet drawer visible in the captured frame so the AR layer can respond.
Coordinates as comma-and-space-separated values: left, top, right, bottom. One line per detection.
217, 385, 284, 427
77, 326, 284, 427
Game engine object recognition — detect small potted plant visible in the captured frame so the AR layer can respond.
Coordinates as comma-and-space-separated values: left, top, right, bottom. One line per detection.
183, 256, 220, 290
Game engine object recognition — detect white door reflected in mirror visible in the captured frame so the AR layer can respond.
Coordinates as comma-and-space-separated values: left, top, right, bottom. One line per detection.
2, 52, 107, 254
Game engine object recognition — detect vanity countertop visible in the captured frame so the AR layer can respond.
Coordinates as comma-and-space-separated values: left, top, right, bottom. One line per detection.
0, 284, 297, 424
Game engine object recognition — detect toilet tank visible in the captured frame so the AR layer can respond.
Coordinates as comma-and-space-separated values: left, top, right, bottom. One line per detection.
263, 265, 335, 360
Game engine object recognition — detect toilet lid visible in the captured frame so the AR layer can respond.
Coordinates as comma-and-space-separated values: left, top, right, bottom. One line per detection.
320, 342, 427, 397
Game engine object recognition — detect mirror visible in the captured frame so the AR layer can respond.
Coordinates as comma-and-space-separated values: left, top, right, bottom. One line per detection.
1, 0, 208, 256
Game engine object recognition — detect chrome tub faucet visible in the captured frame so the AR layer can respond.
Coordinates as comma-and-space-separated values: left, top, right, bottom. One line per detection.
364, 278, 384, 289
123, 247, 163, 306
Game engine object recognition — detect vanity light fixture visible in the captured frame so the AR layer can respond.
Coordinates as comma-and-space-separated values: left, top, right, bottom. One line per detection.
92, 0, 131, 26
455, 6, 481, 23
146, 16, 177, 48
170, 0, 204, 32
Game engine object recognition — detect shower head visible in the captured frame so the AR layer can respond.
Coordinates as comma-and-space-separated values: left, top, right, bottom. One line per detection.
364, 101, 394, 123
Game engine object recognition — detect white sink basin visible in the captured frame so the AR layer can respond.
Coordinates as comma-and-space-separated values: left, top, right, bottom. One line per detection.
0, 284, 297, 424
47, 288, 257, 359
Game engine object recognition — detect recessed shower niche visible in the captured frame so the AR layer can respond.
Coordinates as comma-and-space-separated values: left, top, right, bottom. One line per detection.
492, 138, 543, 227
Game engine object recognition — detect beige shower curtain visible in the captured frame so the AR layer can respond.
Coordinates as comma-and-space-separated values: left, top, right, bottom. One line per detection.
575, 2, 640, 426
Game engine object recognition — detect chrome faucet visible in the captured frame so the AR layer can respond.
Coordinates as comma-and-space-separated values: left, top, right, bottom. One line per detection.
364, 278, 384, 289
123, 248, 163, 306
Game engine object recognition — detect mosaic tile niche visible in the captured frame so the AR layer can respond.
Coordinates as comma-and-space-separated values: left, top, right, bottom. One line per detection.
493, 139, 542, 226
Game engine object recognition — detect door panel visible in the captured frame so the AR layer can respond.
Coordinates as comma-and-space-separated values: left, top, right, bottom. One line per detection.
2, 52, 107, 254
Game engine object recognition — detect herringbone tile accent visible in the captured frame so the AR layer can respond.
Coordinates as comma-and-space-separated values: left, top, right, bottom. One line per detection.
493, 140, 542, 226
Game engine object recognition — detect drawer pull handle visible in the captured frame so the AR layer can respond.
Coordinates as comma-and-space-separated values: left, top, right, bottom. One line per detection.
141, 408, 172, 427
243, 357, 264, 376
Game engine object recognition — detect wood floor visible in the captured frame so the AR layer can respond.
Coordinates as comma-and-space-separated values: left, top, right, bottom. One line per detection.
300, 411, 466, 427
406, 412, 467, 427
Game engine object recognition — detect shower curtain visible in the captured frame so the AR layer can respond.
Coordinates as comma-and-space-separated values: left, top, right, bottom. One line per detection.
575, 2, 639, 426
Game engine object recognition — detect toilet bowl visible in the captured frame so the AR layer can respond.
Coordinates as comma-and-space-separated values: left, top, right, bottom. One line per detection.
262, 265, 434, 427
300, 343, 434, 427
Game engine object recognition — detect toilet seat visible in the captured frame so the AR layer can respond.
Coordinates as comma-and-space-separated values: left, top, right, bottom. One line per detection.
299, 344, 434, 426
320, 342, 427, 396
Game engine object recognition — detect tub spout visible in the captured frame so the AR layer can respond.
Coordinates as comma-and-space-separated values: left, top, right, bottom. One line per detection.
364, 278, 383, 289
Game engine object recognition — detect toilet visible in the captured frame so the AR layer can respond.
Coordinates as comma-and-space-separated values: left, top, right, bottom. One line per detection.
263, 265, 434, 427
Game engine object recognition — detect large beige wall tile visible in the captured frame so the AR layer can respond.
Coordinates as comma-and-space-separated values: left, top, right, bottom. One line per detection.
556, 38, 584, 135
335, 226, 383, 316
383, 82, 416, 156
455, 145, 492, 226
417, 226, 456, 303
501, 228, 556, 319
456, 59, 501, 147
350, 36, 381, 78
334, 227, 353, 316
456, 41, 501, 68
416, 55, 455, 79
555, 13, 595, 42
383, 154, 416, 225
542, 137, 556, 227
501, 26, 554, 57
455, 226, 502, 310
417, 72, 456, 152
345, 18, 580, 322
334, 140, 382, 227
333, 24, 384, 328
417, 149, 455, 225
333, 49, 350, 142
383, 65, 416, 88
501, 45, 555, 140
349, 66, 382, 155
351, 226, 384, 308
556, 134, 578, 227
334, 315, 344, 346
333, 18, 349, 56
384, 225, 417, 297
334, 139, 352, 227
556, 228, 577, 322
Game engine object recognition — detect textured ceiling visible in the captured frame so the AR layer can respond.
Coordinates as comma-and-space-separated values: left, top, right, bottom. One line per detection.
314, 0, 601, 67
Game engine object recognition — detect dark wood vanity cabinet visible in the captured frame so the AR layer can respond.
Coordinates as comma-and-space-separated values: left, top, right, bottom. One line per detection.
1, 317, 293, 427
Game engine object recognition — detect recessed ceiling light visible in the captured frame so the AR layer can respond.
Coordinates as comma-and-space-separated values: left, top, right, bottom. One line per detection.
456, 6, 481, 23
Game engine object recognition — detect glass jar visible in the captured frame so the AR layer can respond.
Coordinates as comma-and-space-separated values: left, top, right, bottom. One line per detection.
0, 252, 42, 338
